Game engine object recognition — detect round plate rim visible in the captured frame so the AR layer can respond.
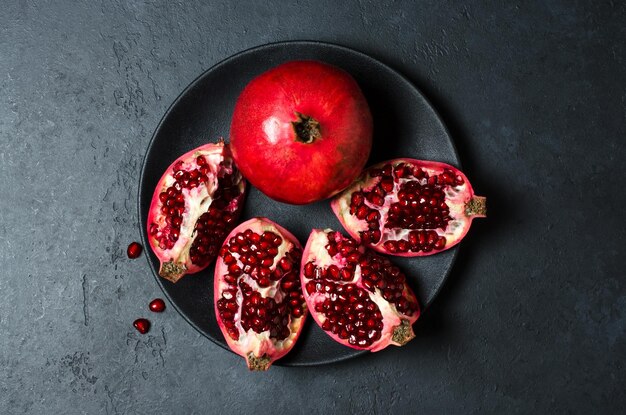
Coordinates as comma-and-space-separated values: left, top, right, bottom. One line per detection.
138, 40, 460, 366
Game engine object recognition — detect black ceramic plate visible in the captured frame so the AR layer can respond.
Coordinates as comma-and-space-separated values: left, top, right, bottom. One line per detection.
139, 41, 459, 366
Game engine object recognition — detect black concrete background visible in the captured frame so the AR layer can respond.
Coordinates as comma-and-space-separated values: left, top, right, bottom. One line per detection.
1, 1, 624, 413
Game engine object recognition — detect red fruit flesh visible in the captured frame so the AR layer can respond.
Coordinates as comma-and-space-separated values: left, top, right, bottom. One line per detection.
214, 218, 306, 370
301, 229, 420, 352
331, 159, 486, 256
147, 141, 246, 282
127, 242, 143, 259
230, 60, 373, 204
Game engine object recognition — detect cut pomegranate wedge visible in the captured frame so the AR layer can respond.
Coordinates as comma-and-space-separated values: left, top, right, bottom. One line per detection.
332, 159, 486, 256
214, 218, 306, 370
147, 141, 246, 282
301, 229, 420, 352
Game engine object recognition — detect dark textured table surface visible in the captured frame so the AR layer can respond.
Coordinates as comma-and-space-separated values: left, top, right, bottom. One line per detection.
1, 1, 625, 414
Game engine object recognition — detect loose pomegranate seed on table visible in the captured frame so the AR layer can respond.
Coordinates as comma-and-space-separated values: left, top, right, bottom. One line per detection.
126, 242, 142, 259
133, 318, 150, 334
149, 298, 166, 313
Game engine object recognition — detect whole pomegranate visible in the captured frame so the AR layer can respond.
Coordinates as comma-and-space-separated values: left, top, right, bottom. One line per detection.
147, 141, 246, 282
332, 159, 486, 256
214, 217, 306, 370
230, 60, 373, 205
301, 229, 420, 351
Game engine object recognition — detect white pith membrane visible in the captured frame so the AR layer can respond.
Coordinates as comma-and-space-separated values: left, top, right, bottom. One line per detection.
215, 220, 305, 368
149, 145, 242, 273
333, 161, 472, 251
302, 229, 418, 352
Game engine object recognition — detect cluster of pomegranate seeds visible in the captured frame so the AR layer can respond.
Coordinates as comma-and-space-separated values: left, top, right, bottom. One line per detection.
188, 207, 236, 267
385, 230, 446, 254
221, 230, 285, 287
127, 242, 143, 259
216, 230, 304, 342
238, 282, 293, 340
189, 168, 241, 266
134, 299, 167, 334
313, 282, 383, 347
349, 162, 465, 253
303, 232, 416, 348
216, 295, 239, 340
149, 156, 241, 266
388, 180, 450, 230
151, 157, 210, 250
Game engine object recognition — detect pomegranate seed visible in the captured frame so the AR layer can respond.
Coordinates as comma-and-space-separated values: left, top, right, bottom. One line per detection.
223, 253, 235, 264
427, 232, 436, 245
228, 264, 242, 275
351, 192, 364, 206
366, 211, 380, 222
418, 232, 426, 245
327, 265, 340, 280
381, 164, 392, 176
397, 240, 408, 252
259, 267, 272, 279
356, 205, 369, 220
223, 274, 237, 285
380, 178, 394, 193
133, 318, 150, 334
127, 242, 143, 259
304, 262, 316, 278
434, 236, 446, 250
149, 298, 166, 312
340, 268, 353, 281
278, 258, 292, 271
384, 241, 397, 253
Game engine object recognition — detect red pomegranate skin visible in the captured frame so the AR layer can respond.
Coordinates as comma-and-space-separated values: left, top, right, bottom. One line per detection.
230, 60, 373, 205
